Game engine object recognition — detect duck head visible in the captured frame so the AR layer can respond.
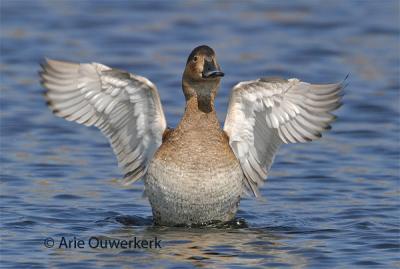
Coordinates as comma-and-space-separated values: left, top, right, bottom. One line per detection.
182, 45, 224, 113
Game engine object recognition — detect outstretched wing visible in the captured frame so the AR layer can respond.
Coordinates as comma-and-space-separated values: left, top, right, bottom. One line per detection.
40, 59, 167, 184
224, 77, 344, 196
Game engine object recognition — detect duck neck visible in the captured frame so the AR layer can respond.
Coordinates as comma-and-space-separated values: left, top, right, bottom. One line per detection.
178, 80, 220, 130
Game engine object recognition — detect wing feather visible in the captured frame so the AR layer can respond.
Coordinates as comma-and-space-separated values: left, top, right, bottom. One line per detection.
41, 59, 167, 184
224, 77, 345, 196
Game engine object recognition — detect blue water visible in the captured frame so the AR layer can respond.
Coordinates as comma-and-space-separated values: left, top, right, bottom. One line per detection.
1, 0, 399, 268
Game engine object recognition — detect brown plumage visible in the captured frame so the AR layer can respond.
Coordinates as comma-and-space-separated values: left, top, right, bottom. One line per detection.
145, 46, 243, 225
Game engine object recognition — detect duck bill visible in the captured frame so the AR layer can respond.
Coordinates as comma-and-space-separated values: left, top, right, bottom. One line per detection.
202, 59, 224, 78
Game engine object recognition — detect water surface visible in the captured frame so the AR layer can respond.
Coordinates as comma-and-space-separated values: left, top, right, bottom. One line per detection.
1, 1, 399, 268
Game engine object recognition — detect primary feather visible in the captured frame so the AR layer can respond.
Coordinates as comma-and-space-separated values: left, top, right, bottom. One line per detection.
40, 59, 167, 184
224, 77, 344, 196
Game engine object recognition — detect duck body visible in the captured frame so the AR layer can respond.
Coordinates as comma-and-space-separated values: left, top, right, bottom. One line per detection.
146, 98, 243, 225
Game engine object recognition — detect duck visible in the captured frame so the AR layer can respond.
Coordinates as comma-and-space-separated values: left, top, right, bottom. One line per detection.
40, 45, 343, 226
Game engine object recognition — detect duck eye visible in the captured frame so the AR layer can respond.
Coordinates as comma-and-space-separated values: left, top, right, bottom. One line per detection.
193, 56, 198, 62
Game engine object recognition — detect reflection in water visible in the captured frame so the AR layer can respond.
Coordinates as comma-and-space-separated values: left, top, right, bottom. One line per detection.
61, 217, 307, 268
142, 227, 299, 268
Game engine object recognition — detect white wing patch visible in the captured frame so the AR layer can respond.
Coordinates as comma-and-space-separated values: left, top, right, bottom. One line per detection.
224, 77, 344, 196
41, 59, 167, 184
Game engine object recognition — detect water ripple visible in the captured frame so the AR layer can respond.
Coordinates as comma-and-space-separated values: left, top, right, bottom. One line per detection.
1, 0, 399, 268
